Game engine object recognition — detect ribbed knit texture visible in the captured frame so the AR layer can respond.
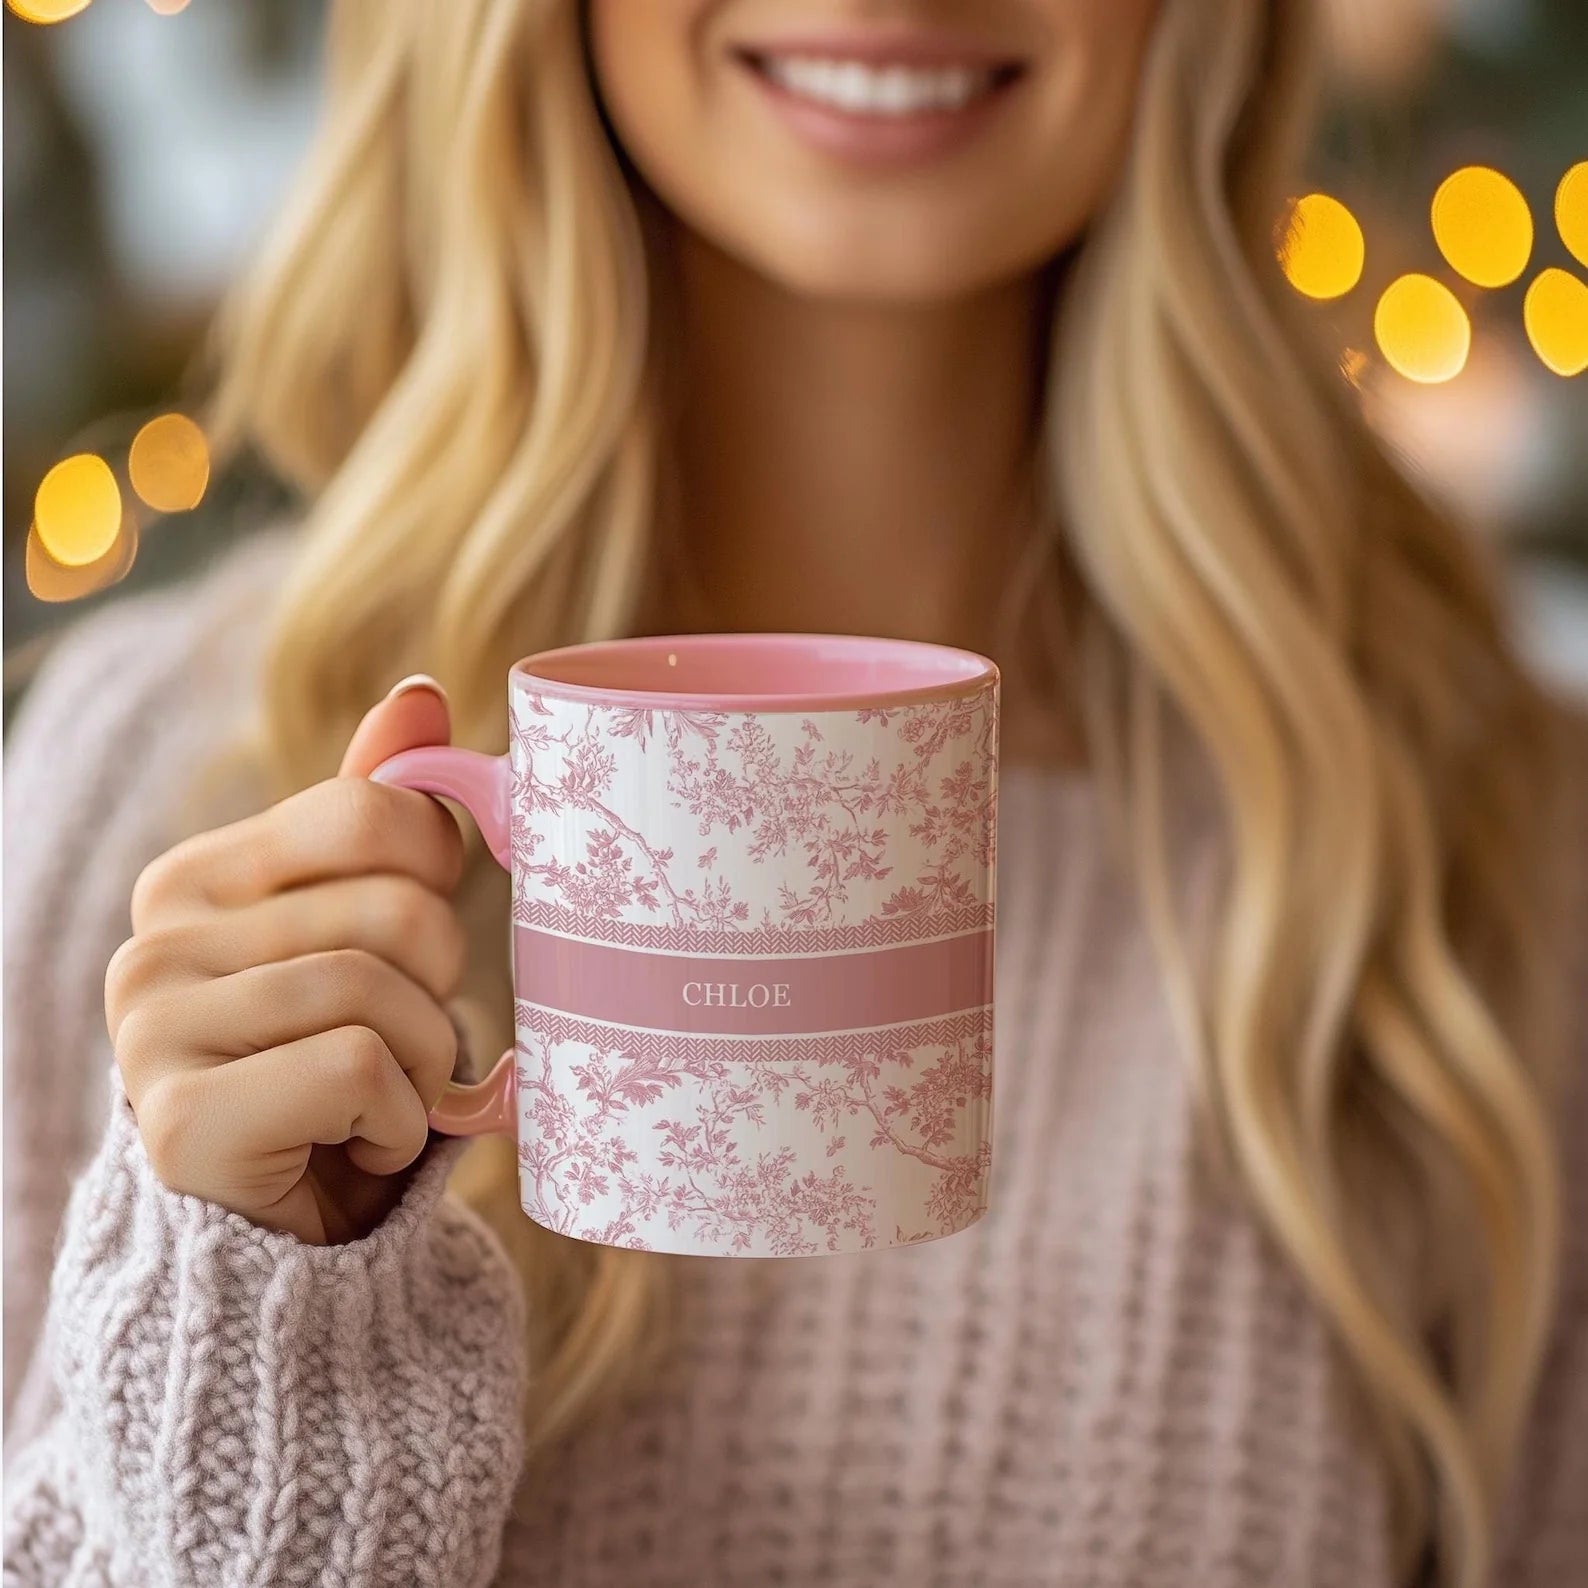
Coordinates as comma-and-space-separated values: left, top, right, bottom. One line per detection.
4, 531, 1585, 1586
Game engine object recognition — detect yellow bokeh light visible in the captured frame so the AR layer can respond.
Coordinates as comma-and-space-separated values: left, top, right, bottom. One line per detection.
1431, 166, 1533, 289
129, 413, 210, 513
1374, 274, 1471, 384
26, 517, 138, 604
1557, 162, 1588, 271
5, 0, 93, 20
1523, 268, 1588, 378
144, 0, 190, 12
34, 454, 123, 567
1276, 193, 1365, 300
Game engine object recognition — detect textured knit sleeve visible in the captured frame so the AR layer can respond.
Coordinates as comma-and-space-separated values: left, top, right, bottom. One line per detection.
2, 538, 530, 1586
3, 1076, 527, 1588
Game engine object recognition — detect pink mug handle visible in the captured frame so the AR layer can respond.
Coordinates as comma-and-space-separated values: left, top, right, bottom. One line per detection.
369, 746, 516, 1137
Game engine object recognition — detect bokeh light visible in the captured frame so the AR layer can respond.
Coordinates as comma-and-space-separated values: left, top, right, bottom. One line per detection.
34, 454, 123, 566
1374, 274, 1471, 384
1523, 268, 1588, 378
1431, 166, 1533, 289
26, 515, 138, 604
129, 413, 210, 513
5, 0, 93, 20
144, 0, 191, 12
1276, 193, 1366, 300
1557, 162, 1588, 271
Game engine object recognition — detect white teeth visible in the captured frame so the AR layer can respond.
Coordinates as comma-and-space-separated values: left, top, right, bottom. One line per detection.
760, 55, 993, 115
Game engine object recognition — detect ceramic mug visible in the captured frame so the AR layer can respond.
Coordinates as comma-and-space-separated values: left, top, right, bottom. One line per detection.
370, 633, 999, 1258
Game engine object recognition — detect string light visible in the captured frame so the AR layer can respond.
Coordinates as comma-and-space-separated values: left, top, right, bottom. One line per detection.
129, 413, 210, 513
1557, 162, 1588, 272
6, 0, 195, 19
1431, 166, 1533, 289
1280, 162, 1588, 383
26, 516, 138, 604
1523, 268, 1588, 378
26, 415, 209, 606
1374, 274, 1471, 384
5, 0, 92, 20
1276, 193, 1365, 300
34, 454, 123, 567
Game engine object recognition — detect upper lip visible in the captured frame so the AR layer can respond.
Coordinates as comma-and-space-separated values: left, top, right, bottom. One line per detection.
730, 29, 1026, 72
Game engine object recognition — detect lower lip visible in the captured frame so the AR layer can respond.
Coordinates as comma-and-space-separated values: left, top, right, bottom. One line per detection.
736, 57, 1019, 168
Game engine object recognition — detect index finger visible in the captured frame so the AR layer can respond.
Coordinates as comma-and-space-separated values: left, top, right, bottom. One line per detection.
134, 777, 467, 924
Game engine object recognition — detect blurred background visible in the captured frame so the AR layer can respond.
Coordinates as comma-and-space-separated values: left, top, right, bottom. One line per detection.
4, 0, 1587, 716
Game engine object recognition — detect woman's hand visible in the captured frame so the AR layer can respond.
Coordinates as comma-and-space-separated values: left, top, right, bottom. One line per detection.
104, 677, 468, 1245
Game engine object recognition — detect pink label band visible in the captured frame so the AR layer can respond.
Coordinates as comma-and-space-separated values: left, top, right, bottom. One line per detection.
513, 924, 994, 1037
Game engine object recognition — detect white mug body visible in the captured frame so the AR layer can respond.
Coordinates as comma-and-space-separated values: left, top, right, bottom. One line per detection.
504, 637, 999, 1257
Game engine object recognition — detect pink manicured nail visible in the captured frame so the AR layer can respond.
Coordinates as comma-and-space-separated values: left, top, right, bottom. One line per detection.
386, 672, 448, 704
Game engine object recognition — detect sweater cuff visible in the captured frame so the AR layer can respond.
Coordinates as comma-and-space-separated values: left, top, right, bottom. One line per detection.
38, 1067, 527, 1587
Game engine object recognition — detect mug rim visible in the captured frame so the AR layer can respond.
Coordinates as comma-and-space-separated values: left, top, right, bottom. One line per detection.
511, 631, 1000, 713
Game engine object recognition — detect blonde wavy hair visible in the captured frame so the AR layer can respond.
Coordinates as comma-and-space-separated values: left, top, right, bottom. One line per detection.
207, 0, 1574, 1581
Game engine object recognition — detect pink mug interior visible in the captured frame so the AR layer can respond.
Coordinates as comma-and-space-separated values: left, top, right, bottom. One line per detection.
512, 632, 997, 711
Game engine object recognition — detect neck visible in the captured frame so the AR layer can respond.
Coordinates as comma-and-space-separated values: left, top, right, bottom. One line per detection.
650, 228, 1078, 765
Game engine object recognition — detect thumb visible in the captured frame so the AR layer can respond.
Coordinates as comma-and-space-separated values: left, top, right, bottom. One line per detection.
339, 674, 452, 779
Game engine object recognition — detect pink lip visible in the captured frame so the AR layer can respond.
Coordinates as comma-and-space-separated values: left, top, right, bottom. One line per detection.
730, 34, 1026, 169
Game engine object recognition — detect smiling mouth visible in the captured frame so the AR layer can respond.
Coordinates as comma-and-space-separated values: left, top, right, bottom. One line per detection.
733, 49, 1026, 118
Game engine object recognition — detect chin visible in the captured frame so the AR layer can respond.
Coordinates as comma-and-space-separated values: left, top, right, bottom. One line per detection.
704, 205, 1072, 306
740, 246, 1006, 305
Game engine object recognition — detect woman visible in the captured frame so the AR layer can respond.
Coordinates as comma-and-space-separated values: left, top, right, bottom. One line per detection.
4, 0, 1584, 1583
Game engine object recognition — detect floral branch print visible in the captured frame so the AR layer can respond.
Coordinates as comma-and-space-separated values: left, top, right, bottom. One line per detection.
607, 706, 729, 751
517, 716, 691, 922
512, 1013, 990, 1252
879, 865, 981, 919
510, 687, 995, 936
572, 799, 687, 924
672, 718, 898, 926
515, 1007, 921, 1255
877, 1032, 994, 1152
781, 1031, 993, 1235
533, 826, 661, 918
509, 711, 562, 874
899, 698, 979, 763
847, 1050, 964, 1177
573, 1047, 696, 1125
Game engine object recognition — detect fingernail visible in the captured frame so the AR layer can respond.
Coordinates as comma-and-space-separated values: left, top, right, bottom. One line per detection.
387, 672, 448, 704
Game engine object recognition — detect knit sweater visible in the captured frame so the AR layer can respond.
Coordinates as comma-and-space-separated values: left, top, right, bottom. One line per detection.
3, 531, 1585, 1587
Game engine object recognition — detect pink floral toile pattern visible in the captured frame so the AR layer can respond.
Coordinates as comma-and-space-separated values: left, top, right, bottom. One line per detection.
515, 1004, 994, 1256
506, 680, 998, 1256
